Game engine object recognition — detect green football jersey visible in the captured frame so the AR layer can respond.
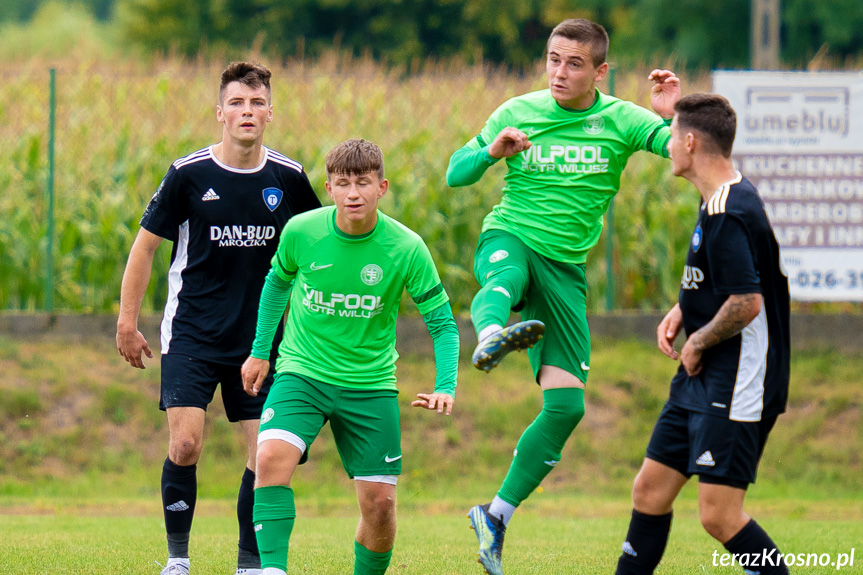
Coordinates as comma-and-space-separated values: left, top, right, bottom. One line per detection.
270, 206, 449, 389
478, 88, 670, 263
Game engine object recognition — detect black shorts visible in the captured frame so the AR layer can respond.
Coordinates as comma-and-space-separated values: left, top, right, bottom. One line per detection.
160, 353, 274, 422
645, 402, 777, 489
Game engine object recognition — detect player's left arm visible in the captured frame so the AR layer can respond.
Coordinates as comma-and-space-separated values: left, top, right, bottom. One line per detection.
680, 213, 762, 376
405, 241, 458, 415
680, 293, 762, 376
648, 69, 681, 119
411, 301, 459, 415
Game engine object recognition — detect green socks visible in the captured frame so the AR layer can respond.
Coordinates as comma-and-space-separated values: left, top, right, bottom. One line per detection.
253, 485, 296, 571
354, 540, 393, 575
470, 283, 514, 338
498, 387, 585, 505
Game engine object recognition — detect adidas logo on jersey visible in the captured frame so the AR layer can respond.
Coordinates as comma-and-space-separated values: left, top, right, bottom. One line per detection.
696, 451, 716, 467
202, 188, 220, 201
166, 500, 190, 511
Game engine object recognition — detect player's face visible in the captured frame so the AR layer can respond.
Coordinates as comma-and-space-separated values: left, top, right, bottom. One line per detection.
668, 115, 693, 177
546, 36, 608, 109
216, 82, 272, 145
326, 170, 389, 234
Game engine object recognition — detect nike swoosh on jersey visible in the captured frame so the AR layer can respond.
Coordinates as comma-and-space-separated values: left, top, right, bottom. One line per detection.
580, 361, 590, 371
310, 262, 333, 271
384, 454, 402, 463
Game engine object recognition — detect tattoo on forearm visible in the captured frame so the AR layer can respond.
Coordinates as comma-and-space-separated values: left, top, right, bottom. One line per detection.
690, 293, 761, 352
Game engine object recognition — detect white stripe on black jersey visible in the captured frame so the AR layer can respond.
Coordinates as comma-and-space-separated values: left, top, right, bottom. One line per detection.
669, 173, 790, 420
141, 145, 321, 364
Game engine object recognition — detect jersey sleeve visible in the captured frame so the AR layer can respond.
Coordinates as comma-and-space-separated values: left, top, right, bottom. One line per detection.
139, 165, 188, 241
704, 214, 761, 295
421, 302, 459, 396
270, 222, 300, 283
618, 101, 671, 158
405, 239, 449, 315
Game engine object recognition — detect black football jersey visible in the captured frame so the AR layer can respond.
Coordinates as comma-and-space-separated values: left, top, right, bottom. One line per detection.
669, 173, 790, 421
140, 146, 321, 364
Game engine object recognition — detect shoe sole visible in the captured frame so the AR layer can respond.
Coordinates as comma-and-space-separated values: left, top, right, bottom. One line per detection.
472, 320, 545, 372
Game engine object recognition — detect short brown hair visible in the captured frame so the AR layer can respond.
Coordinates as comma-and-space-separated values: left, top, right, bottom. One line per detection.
674, 93, 737, 158
325, 139, 385, 180
546, 19, 609, 67
219, 62, 272, 102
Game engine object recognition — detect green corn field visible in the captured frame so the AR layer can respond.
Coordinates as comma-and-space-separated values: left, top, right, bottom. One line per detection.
2, 57, 706, 313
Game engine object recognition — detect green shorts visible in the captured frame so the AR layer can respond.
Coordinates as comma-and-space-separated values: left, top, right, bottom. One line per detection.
475, 229, 591, 383
258, 372, 402, 478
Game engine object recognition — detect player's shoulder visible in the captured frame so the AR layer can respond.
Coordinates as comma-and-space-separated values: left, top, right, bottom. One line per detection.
500, 89, 554, 111
378, 212, 424, 243
170, 146, 213, 171
264, 147, 305, 174
705, 174, 762, 217
288, 205, 330, 229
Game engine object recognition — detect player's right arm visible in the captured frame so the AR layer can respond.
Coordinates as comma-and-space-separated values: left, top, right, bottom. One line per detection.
116, 228, 163, 369
446, 128, 532, 187
242, 229, 298, 396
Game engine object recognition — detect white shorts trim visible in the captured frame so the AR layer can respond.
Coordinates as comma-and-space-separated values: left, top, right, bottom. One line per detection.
354, 475, 399, 485
258, 428, 307, 454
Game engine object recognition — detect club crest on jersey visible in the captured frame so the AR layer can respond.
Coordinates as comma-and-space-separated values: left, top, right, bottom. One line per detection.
262, 187, 283, 212
692, 225, 703, 252
583, 114, 605, 135
489, 250, 509, 263
361, 264, 384, 286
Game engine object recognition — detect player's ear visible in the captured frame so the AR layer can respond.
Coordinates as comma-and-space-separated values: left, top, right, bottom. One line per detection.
377, 178, 389, 199
216, 104, 224, 123
267, 105, 273, 123
686, 131, 696, 153
325, 180, 335, 202
594, 62, 609, 83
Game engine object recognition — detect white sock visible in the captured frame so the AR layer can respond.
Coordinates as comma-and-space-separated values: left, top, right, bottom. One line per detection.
478, 324, 504, 344
488, 496, 517, 526
262, 569, 287, 575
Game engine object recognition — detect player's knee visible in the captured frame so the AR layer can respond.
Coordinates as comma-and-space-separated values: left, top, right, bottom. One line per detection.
699, 508, 737, 542
358, 486, 396, 522
545, 401, 585, 430
632, 472, 658, 510
168, 436, 202, 465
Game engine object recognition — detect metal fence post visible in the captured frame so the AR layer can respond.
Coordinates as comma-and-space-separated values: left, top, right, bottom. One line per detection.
46, 68, 56, 313
605, 67, 616, 312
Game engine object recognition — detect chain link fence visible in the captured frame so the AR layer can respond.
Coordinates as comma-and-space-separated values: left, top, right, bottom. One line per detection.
1, 60, 702, 314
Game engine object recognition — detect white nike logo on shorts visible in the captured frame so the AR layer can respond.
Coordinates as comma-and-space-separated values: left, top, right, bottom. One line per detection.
384, 454, 402, 463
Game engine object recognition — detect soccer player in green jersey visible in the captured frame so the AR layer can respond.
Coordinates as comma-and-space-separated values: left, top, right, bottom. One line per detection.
241, 139, 459, 575
446, 19, 681, 575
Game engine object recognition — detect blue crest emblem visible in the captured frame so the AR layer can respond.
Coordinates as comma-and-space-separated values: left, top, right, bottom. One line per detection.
263, 187, 283, 212
692, 225, 703, 252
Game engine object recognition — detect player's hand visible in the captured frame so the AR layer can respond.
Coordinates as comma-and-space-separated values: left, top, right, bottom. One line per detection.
488, 127, 532, 159
648, 69, 681, 119
411, 392, 454, 416
116, 327, 153, 369
679, 338, 704, 376
242, 356, 270, 397
657, 303, 683, 360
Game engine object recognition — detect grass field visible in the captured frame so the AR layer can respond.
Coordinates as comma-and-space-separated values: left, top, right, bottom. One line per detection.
1, 336, 861, 572
2, 497, 861, 574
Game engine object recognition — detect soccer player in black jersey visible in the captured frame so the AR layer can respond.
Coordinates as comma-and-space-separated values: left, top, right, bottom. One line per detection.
116, 62, 321, 575
615, 94, 790, 575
